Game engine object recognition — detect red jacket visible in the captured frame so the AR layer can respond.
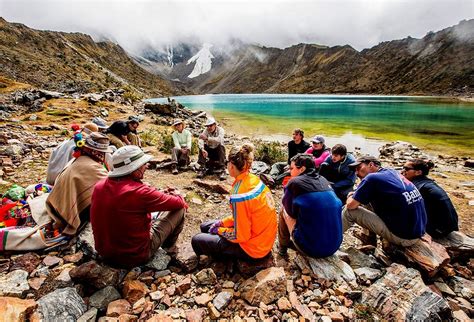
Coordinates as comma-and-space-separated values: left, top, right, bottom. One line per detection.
91, 177, 187, 268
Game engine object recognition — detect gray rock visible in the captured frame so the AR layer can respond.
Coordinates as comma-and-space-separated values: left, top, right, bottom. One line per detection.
448, 276, 474, 300
213, 291, 233, 311
345, 247, 381, 269
77, 308, 98, 322
251, 161, 269, 175
195, 268, 217, 285
363, 263, 451, 320
37, 287, 87, 321
89, 286, 121, 310
295, 254, 356, 283
0, 270, 29, 298
146, 248, 171, 271
354, 267, 383, 282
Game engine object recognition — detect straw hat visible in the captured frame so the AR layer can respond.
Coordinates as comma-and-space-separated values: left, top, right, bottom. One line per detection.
108, 145, 153, 178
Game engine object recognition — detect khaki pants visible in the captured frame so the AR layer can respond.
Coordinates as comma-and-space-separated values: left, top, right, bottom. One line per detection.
149, 208, 186, 257
171, 147, 190, 166
278, 208, 308, 256
342, 206, 418, 247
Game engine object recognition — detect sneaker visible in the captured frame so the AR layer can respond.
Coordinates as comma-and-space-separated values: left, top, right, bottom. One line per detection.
197, 170, 206, 179
171, 164, 178, 175
219, 171, 227, 181
260, 173, 276, 188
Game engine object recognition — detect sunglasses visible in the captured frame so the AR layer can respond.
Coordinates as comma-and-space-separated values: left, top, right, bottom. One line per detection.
403, 166, 415, 171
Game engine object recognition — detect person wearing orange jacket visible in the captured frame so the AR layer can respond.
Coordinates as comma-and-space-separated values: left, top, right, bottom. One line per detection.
191, 144, 277, 260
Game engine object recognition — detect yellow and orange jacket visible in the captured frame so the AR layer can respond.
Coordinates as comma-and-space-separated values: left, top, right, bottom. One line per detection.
217, 172, 277, 258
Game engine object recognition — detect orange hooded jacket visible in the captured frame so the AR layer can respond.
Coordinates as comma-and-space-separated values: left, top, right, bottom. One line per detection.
217, 172, 277, 258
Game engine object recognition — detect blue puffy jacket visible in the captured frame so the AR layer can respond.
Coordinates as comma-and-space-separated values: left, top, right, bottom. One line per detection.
282, 171, 343, 258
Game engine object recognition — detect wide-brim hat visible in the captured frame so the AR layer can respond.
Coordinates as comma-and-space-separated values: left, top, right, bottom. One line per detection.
108, 145, 153, 178
84, 132, 113, 153
348, 155, 381, 168
172, 118, 184, 126
204, 117, 216, 126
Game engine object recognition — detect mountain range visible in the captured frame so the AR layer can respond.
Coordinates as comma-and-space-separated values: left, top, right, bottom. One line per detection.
1, 17, 473, 97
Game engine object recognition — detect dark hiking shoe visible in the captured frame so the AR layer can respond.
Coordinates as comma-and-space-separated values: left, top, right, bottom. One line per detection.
171, 164, 178, 175
260, 173, 276, 188
219, 171, 227, 181
197, 169, 206, 179
278, 246, 288, 257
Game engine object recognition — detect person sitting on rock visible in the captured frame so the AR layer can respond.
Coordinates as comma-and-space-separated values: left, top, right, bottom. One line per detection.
278, 154, 343, 258
262, 129, 310, 187
91, 145, 188, 268
319, 144, 356, 203
46, 132, 112, 235
402, 159, 458, 238
343, 156, 427, 246
305, 135, 330, 169
105, 120, 130, 149
126, 116, 142, 147
171, 118, 192, 175
46, 122, 99, 185
197, 117, 226, 180
192, 144, 277, 260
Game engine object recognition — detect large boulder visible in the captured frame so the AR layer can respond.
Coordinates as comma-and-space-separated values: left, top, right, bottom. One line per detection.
175, 244, 198, 272
362, 263, 451, 320
144, 103, 175, 115
36, 287, 87, 321
69, 261, 120, 290
295, 254, 356, 283
240, 267, 286, 305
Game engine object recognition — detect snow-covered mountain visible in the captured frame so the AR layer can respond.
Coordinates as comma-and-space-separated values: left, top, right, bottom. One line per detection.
186, 43, 214, 78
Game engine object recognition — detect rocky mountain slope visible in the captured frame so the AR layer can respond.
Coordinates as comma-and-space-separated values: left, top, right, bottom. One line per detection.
137, 20, 474, 96
0, 18, 179, 97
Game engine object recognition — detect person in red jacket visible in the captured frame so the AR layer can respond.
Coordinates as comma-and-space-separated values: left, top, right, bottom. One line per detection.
91, 145, 188, 268
191, 144, 277, 260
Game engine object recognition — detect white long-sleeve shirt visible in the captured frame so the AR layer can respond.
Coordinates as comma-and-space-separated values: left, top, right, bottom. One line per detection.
198, 126, 225, 149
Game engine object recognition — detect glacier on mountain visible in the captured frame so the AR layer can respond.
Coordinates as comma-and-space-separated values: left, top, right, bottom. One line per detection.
187, 43, 214, 78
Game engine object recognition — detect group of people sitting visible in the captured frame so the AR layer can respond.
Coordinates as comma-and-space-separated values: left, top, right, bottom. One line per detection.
43, 119, 459, 269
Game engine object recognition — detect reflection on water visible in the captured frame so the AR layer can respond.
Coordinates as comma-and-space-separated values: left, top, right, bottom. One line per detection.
148, 94, 474, 155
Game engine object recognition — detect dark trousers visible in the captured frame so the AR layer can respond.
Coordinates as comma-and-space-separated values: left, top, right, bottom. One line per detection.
149, 208, 186, 257
171, 147, 190, 166
197, 144, 226, 171
191, 220, 253, 260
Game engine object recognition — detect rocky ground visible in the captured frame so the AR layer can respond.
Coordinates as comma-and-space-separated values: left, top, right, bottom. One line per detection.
0, 86, 473, 321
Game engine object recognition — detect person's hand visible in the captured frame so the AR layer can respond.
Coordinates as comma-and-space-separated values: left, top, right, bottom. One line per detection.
201, 150, 208, 159
209, 221, 223, 234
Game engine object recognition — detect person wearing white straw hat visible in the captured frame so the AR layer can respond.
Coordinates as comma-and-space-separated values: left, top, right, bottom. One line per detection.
171, 118, 192, 175
197, 117, 226, 180
90, 145, 188, 268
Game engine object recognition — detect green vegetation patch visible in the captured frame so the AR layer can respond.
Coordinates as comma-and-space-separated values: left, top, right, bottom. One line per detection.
254, 140, 287, 164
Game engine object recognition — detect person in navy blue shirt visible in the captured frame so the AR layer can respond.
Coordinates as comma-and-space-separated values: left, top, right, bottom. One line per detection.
319, 144, 357, 203
402, 159, 458, 238
278, 154, 343, 258
343, 156, 427, 247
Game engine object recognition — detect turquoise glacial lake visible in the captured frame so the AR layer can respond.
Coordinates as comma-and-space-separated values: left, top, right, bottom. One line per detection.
149, 94, 474, 156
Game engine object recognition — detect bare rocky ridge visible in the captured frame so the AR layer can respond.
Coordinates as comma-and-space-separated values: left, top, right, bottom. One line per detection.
0, 86, 473, 320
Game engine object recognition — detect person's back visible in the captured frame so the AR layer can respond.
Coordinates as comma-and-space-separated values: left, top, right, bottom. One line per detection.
412, 176, 458, 237
283, 172, 342, 257
354, 168, 426, 239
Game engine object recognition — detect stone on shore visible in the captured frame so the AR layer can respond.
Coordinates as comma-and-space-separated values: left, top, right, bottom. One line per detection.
447, 276, 474, 300
402, 234, 450, 277
76, 223, 98, 259
174, 244, 198, 272
9, 253, 41, 273
362, 263, 451, 320
237, 253, 275, 277
0, 270, 29, 298
69, 261, 120, 290
345, 247, 381, 269
89, 286, 121, 310
354, 267, 384, 282
106, 299, 132, 317
212, 291, 233, 311
195, 268, 217, 285
0, 297, 37, 321
295, 254, 356, 283
122, 280, 149, 305
434, 231, 474, 258
77, 308, 98, 322
36, 287, 87, 321
288, 291, 314, 320
240, 267, 286, 305
146, 248, 171, 271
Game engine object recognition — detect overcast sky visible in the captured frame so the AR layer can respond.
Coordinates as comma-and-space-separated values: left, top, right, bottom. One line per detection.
1, 0, 472, 53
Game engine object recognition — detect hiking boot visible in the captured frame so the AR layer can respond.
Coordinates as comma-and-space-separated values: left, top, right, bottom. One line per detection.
219, 171, 227, 181
171, 164, 178, 175
197, 169, 206, 179
260, 173, 276, 188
